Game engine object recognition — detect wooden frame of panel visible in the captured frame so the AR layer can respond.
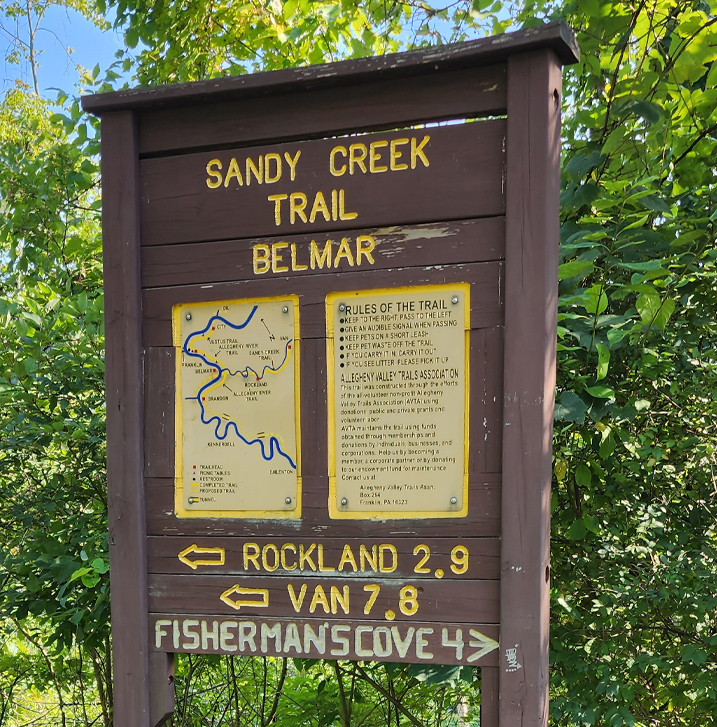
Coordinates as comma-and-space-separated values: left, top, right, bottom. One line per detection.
84, 22, 578, 727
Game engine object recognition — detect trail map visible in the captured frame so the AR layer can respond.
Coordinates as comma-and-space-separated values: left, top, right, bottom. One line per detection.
174, 298, 300, 516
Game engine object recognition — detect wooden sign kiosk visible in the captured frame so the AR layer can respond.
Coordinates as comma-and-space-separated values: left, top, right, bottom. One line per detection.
83, 22, 578, 727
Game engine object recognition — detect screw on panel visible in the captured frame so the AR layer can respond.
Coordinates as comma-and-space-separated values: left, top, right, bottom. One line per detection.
338, 303, 346, 312
285, 497, 292, 504
282, 306, 289, 313
341, 498, 348, 506
185, 313, 192, 320
450, 497, 458, 505
451, 296, 459, 305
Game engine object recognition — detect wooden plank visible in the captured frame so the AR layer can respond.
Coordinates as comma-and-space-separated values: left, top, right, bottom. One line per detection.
137, 65, 507, 156
142, 262, 503, 347
470, 327, 503, 475
500, 50, 562, 725
149, 614, 499, 666
100, 111, 153, 725
299, 336, 327, 479
145, 347, 175, 480
139, 121, 506, 246
145, 474, 501, 538
147, 573, 499, 624
149, 651, 174, 727
147, 536, 501, 580
480, 666, 499, 727
81, 22, 578, 115
141, 218, 505, 289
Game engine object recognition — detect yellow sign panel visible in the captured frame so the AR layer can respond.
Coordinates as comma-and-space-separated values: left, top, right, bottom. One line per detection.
327, 284, 470, 519
173, 297, 301, 518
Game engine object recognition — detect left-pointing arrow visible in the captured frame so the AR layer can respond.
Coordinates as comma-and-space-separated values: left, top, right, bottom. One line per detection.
178, 544, 226, 570
220, 584, 270, 610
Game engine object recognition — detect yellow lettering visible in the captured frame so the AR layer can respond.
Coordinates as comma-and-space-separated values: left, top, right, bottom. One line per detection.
206, 158, 222, 188
337, 544, 358, 572
369, 140, 388, 173
299, 543, 317, 571
333, 238, 355, 267
224, 157, 244, 187
243, 543, 260, 570
271, 242, 289, 273
284, 150, 301, 181
330, 585, 350, 615
411, 135, 431, 169
262, 544, 280, 571
309, 191, 331, 223
246, 156, 263, 185
363, 584, 380, 614
379, 544, 398, 573
356, 235, 375, 266
268, 194, 288, 225
338, 189, 357, 221
359, 544, 378, 572
310, 240, 332, 270
349, 143, 368, 174
331, 189, 338, 220
309, 584, 330, 614
287, 583, 308, 612
290, 244, 308, 272
330, 146, 347, 176
318, 544, 335, 572
281, 544, 297, 570
264, 152, 282, 183
390, 139, 409, 171
290, 193, 308, 224
253, 244, 271, 275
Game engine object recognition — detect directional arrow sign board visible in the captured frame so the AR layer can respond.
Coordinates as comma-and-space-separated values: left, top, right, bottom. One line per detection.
84, 23, 578, 727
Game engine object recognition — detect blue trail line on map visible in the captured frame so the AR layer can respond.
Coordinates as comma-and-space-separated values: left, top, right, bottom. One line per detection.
183, 307, 296, 469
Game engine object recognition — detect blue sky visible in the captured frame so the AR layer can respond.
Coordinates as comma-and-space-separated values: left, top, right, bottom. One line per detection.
1, 5, 124, 98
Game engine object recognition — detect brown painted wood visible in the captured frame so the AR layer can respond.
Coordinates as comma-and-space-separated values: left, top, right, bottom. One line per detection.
136, 65, 507, 156
81, 22, 578, 115
141, 218, 505, 289
142, 262, 503, 348
147, 573, 499, 623
469, 327, 503, 476
481, 666, 500, 727
145, 347, 175, 479
500, 50, 562, 725
147, 536, 501, 579
140, 121, 506, 246
145, 475, 501, 538
149, 651, 174, 727
101, 111, 153, 725
149, 614, 499, 666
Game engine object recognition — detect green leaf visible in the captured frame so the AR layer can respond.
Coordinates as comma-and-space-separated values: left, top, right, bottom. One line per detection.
567, 519, 588, 540
554, 391, 588, 423
575, 464, 592, 487
636, 292, 675, 329
596, 343, 610, 380
559, 260, 594, 281
585, 384, 615, 399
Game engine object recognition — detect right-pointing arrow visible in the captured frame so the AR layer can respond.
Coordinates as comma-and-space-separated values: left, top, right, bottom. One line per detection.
466, 629, 499, 663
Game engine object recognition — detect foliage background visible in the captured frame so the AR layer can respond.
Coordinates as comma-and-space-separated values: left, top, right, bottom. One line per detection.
0, 0, 715, 725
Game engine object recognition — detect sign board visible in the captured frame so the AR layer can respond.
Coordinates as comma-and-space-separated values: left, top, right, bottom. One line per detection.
83, 22, 578, 727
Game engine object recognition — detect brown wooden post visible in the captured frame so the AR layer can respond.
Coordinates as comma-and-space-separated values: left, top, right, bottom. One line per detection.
500, 49, 564, 724
101, 110, 158, 726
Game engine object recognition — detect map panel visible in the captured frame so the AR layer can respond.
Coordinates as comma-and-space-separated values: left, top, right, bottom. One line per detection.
173, 297, 300, 518
327, 284, 469, 519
